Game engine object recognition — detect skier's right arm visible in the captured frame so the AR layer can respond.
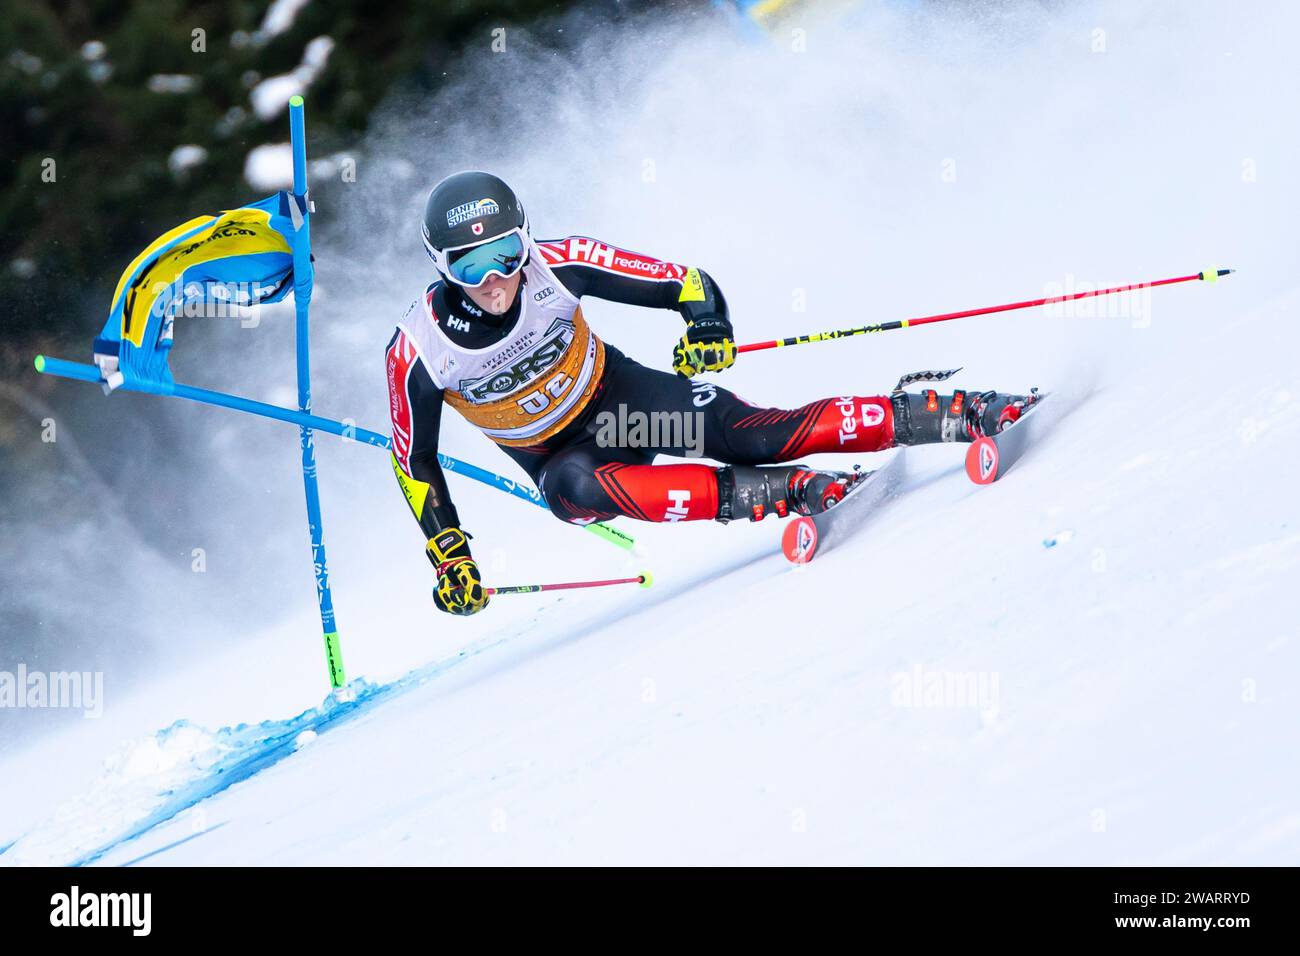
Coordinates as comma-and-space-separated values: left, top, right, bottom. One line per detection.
386, 329, 489, 616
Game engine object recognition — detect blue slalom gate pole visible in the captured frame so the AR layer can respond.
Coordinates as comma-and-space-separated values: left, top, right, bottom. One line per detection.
32, 354, 548, 507
288, 97, 347, 692
31, 99, 639, 692
31, 354, 635, 551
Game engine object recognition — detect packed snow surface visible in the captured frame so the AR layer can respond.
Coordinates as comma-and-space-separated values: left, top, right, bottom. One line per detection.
2, 0, 1296, 865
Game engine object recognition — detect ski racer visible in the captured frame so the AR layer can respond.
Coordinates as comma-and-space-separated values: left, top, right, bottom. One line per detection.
386, 171, 1037, 615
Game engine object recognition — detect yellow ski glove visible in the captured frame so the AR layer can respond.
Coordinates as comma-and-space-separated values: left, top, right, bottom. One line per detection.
673, 315, 736, 377
427, 527, 489, 616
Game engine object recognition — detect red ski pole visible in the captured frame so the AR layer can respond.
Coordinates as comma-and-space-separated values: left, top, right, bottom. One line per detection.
739, 268, 1234, 355
487, 572, 653, 596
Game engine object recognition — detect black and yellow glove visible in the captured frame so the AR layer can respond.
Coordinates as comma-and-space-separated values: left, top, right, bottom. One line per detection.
672, 268, 736, 377
673, 315, 736, 377
427, 527, 489, 616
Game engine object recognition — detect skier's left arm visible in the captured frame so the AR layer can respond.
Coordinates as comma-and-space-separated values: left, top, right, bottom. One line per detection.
535, 236, 734, 377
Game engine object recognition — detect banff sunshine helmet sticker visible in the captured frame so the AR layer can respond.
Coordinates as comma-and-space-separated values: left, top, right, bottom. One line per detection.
446, 197, 502, 229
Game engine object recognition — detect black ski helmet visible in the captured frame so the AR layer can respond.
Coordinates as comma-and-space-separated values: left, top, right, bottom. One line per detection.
421, 171, 529, 276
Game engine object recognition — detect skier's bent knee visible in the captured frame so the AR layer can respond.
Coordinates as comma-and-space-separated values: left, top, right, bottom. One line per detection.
538, 456, 612, 524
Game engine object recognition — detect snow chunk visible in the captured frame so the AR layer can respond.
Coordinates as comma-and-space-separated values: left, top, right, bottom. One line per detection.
0, 680, 377, 866
215, 105, 248, 138
10, 258, 37, 279
261, 0, 313, 38
250, 74, 304, 120
249, 35, 334, 120
244, 141, 294, 190
0, 721, 224, 866
8, 50, 42, 75
302, 35, 334, 71
148, 74, 198, 94
168, 144, 208, 176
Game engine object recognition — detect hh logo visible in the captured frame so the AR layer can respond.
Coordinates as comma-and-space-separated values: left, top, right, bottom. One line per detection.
665, 490, 691, 521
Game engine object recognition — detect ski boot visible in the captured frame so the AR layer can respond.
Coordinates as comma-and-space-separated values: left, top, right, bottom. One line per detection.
889, 369, 1040, 445
716, 464, 864, 523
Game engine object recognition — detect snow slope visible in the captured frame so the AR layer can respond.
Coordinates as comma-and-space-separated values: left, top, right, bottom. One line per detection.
3, 0, 1297, 865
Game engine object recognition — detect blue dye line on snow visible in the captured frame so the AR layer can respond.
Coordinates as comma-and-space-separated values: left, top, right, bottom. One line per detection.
9, 635, 508, 868
69, 677, 402, 866
119, 821, 229, 867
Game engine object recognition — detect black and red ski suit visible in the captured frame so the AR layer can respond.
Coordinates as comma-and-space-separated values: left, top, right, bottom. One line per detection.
385, 237, 897, 540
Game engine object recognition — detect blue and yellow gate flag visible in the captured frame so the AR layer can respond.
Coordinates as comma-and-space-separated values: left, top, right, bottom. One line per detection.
92, 192, 309, 394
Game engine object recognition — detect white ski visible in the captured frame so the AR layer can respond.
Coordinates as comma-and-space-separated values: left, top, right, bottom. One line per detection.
781, 451, 909, 564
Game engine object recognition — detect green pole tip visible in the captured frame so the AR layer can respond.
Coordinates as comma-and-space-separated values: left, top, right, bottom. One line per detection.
639, 572, 654, 589
290, 95, 304, 107
34, 355, 45, 372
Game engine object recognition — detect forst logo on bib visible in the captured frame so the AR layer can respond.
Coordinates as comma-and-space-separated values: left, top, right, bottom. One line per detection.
457, 317, 574, 402
446, 197, 501, 228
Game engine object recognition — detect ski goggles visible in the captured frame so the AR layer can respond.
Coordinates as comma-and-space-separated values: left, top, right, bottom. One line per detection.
444, 229, 527, 288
